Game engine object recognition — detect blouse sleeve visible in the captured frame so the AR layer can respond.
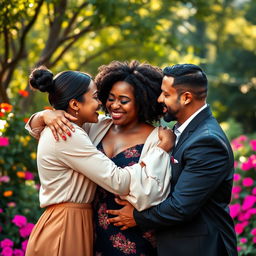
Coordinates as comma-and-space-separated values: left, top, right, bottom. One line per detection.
56, 126, 170, 210
120, 147, 172, 211
25, 113, 45, 140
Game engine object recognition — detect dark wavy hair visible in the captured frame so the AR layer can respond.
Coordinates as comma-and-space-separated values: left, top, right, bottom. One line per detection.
95, 60, 163, 124
29, 66, 92, 111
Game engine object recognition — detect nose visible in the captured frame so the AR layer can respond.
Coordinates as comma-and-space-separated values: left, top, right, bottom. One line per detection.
158, 93, 163, 103
111, 100, 120, 109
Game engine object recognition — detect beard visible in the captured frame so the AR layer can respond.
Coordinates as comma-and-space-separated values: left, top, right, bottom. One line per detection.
162, 104, 178, 122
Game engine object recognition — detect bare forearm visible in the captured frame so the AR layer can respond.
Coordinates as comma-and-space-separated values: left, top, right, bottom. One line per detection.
29, 110, 50, 129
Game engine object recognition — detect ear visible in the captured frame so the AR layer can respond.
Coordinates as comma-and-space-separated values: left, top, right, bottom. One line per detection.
181, 92, 193, 105
69, 99, 80, 112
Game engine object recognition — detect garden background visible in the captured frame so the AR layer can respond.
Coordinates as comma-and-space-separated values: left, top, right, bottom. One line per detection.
0, 0, 256, 255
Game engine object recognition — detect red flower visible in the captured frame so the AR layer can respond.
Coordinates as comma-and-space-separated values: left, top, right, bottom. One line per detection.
0, 103, 12, 113
18, 90, 29, 97
23, 118, 29, 123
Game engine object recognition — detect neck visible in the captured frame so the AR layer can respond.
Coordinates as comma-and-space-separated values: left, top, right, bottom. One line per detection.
112, 120, 142, 133
177, 102, 206, 125
67, 110, 84, 127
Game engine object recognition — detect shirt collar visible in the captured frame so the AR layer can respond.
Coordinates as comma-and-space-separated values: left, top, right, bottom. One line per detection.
175, 104, 207, 135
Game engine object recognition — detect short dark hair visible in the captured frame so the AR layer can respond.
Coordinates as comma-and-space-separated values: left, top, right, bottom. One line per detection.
95, 60, 163, 124
163, 64, 208, 100
29, 66, 92, 110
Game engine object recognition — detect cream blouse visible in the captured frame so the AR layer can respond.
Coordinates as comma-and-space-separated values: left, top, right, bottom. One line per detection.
25, 116, 171, 211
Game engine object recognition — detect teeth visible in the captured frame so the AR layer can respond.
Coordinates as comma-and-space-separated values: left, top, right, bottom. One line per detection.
112, 112, 123, 118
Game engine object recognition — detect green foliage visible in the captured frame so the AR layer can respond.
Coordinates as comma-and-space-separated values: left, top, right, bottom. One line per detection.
0, 96, 42, 252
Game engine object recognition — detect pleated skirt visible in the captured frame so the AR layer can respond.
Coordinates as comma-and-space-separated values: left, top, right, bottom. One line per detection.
25, 202, 93, 256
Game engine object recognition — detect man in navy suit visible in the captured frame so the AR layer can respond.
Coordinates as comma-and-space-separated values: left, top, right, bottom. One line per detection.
108, 64, 237, 256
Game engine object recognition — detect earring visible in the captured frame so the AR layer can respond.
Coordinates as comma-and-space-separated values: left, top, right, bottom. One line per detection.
76, 111, 78, 115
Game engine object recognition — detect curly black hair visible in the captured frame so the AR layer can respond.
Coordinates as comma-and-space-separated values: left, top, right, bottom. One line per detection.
95, 60, 163, 124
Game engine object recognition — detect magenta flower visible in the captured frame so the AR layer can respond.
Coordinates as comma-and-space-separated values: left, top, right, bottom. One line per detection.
0, 137, 9, 147
1, 247, 13, 256
0, 239, 14, 248
232, 186, 242, 194
229, 203, 241, 218
235, 223, 245, 235
237, 246, 242, 252
233, 173, 241, 182
250, 140, 256, 151
242, 195, 256, 211
238, 135, 248, 142
253, 237, 256, 244
12, 215, 27, 228
13, 249, 24, 256
24, 171, 34, 180
240, 238, 247, 244
242, 177, 254, 187
19, 223, 35, 238
0, 208, 3, 213
252, 187, 256, 195
251, 228, 256, 236
241, 161, 252, 171
0, 176, 10, 183
21, 240, 28, 252
234, 161, 238, 169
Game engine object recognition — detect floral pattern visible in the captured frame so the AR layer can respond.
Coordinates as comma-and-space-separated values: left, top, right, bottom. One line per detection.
93, 142, 157, 256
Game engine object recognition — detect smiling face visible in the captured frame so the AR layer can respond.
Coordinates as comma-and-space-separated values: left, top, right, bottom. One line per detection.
106, 81, 139, 126
158, 76, 182, 122
78, 81, 100, 123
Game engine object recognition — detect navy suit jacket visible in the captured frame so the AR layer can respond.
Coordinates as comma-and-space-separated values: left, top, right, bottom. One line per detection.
134, 106, 237, 256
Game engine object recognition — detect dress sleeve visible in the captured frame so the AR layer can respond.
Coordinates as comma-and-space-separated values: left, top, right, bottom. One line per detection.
56, 126, 170, 210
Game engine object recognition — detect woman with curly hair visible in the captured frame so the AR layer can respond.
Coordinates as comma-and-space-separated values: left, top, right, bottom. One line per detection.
26, 61, 173, 255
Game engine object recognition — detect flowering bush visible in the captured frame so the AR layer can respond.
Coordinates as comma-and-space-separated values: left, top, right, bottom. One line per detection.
230, 135, 256, 255
0, 96, 43, 255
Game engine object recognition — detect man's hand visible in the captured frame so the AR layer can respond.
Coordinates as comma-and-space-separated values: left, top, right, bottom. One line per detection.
107, 198, 137, 230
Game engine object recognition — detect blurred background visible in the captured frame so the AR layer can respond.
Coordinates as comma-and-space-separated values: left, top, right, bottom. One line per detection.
0, 0, 255, 255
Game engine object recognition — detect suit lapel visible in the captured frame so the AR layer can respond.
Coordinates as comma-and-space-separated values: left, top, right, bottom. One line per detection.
172, 106, 212, 154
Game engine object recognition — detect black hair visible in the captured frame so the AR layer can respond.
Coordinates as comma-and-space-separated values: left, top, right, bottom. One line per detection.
95, 60, 163, 124
163, 64, 208, 100
29, 66, 92, 110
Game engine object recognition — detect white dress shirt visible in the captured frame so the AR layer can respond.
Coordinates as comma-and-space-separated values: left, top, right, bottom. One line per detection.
174, 104, 207, 145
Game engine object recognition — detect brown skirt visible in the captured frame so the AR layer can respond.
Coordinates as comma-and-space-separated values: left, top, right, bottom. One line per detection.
25, 202, 93, 256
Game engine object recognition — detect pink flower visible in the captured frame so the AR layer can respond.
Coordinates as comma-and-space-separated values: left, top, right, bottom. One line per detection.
252, 187, 256, 195
21, 240, 28, 251
229, 203, 241, 218
242, 195, 256, 211
237, 246, 242, 252
0, 176, 10, 183
19, 223, 34, 238
1, 247, 13, 256
233, 173, 241, 182
24, 171, 34, 180
251, 228, 256, 236
0, 137, 9, 146
250, 140, 256, 151
232, 186, 242, 194
7, 202, 16, 208
234, 161, 238, 169
240, 238, 247, 243
0, 208, 3, 213
12, 215, 27, 228
238, 135, 248, 142
241, 161, 252, 171
242, 177, 254, 187
253, 237, 256, 244
235, 222, 248, 235
0, 239, 14, 248
13, 249, 24, 256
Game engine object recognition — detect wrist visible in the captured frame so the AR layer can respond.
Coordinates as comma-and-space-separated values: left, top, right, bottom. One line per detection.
41, 110, 52, 125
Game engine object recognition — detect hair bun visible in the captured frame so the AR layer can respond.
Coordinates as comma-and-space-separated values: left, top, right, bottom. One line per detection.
29, 67, 54, 93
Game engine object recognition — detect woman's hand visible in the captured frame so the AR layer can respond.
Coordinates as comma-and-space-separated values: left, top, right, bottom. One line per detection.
42, 110, 77, 141
157, 126, 176, 152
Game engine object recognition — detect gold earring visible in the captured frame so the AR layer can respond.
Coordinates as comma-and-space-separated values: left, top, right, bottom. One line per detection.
76, 111, 78, 115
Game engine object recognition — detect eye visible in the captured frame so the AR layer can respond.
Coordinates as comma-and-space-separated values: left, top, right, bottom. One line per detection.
120, 100, 130, 104
107, 97, 114, 102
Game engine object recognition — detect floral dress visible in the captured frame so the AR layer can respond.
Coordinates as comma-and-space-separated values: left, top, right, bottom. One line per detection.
93, 141, 157, 256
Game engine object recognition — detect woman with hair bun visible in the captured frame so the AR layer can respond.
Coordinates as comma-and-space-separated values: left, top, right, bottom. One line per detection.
25, 66, 174, 256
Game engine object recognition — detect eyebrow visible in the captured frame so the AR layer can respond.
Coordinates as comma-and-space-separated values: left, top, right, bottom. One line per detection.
109, 93, 131, 99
